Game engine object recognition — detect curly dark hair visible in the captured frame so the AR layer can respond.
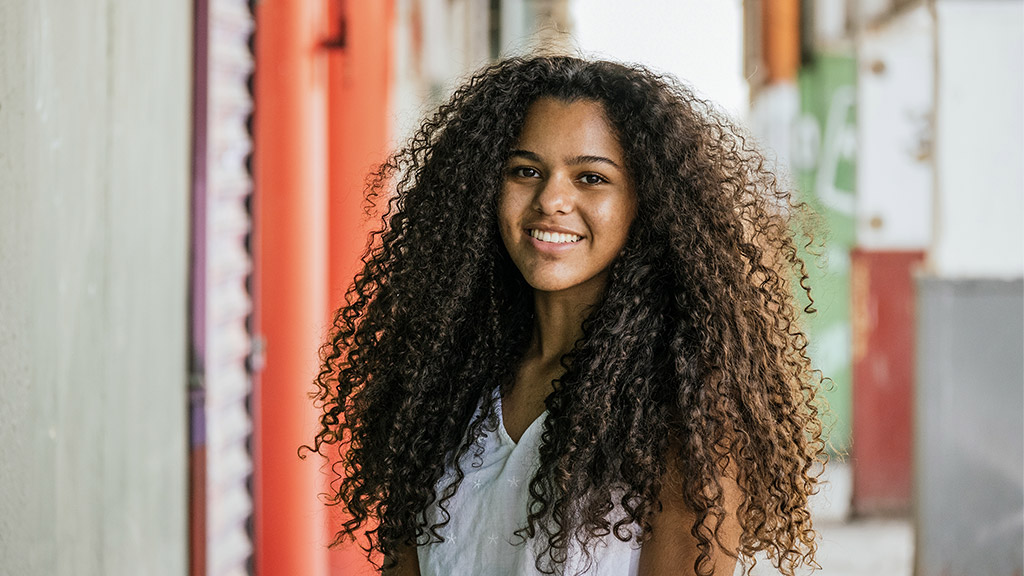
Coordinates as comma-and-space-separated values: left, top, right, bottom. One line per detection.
303, 55, 826, 576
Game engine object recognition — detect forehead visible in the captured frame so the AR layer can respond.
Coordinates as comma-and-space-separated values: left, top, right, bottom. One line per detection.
515, 98, 624, 159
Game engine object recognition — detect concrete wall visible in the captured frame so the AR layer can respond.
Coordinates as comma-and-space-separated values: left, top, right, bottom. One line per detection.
915, 278, 1023, 576
0, 2, 192, 575
913, 3, 1024, 574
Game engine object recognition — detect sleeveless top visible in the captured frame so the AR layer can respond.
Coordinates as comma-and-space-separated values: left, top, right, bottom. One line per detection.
416, 388, 643, 575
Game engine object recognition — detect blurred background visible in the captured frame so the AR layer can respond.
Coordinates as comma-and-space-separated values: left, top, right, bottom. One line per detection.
0, 1, 1020, 575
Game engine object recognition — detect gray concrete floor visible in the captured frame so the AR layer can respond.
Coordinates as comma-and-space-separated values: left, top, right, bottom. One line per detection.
742, 517, 914, 576
811, 517, 914, 576
740, 463, 915, 576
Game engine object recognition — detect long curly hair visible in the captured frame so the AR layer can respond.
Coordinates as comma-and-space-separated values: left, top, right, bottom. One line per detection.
304, 55, 826, 576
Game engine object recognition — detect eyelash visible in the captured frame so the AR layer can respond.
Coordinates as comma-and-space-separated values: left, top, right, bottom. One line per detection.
510, 166, 540, 179
507, 166, 608, 185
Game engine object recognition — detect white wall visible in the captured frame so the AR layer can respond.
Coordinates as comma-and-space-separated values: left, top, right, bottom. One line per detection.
932, 0, 1024, 278
0, 1, 191, 574
391, 0, 496, 148
568, 0, 747, 118
856, 4, 934, 250
391, 0, 747, 144
814, 0, 852, 47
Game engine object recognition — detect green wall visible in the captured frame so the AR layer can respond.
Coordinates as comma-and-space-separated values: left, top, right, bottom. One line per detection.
793, 53, 857, 455
0, 2, 192, 574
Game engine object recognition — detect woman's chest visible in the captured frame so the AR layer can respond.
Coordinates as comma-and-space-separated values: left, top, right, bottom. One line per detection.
501, 359, 562, 442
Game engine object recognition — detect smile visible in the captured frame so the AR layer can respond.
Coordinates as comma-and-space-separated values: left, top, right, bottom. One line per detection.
527, 229, 583, 244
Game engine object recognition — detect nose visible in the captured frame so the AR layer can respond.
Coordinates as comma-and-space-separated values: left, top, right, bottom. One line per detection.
532, 172, 574, 215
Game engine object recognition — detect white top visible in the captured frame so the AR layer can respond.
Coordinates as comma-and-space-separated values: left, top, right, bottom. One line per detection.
417, 388, 642, 576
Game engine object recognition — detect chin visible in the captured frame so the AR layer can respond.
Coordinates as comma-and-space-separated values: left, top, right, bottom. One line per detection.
520, 273, 573, 293
528, 282, 574, 293
524, 272, 595, 294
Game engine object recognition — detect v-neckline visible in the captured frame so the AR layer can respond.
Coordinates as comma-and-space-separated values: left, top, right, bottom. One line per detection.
495, 390, 547, 446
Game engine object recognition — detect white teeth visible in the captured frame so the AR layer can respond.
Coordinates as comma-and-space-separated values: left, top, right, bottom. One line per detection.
528, 229, 582, 244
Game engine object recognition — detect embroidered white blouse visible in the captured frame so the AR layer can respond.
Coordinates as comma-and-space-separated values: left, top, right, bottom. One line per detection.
416, 389, 642, 575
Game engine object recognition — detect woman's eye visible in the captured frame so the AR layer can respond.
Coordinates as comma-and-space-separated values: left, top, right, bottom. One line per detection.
580, 173, 607, 185
511, 166, 540, 179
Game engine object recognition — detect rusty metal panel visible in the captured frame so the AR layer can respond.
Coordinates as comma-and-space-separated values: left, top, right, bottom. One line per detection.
915, 277, 1023, 576
851, 250, 924, 515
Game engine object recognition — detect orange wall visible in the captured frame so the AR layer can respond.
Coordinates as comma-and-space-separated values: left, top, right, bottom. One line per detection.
762, 0, 800, 82
254, 0, 394, 574
325, 1, 394, 573
254, 1, 330, 575
328, 0, 394, 308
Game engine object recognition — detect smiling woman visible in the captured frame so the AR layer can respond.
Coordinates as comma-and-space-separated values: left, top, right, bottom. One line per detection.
303, 55, 826, 576
499, 98, 636, 300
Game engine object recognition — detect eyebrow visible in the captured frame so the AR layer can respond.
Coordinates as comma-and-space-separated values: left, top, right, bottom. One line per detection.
508, 149, 621, 170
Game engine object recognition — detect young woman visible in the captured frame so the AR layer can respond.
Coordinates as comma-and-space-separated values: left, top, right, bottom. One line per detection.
304, 55, 826, 576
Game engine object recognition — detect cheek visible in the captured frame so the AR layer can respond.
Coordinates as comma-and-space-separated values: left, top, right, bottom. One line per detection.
497, 189, 518, 242
619, 201, 638, 243
498, 185, 528, 221
596, 197, 637, 249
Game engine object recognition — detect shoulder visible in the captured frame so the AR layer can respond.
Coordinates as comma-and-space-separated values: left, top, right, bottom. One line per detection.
637, 443, 743, 576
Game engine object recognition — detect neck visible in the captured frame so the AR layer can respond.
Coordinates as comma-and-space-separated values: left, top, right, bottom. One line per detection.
527, 280, 606, 363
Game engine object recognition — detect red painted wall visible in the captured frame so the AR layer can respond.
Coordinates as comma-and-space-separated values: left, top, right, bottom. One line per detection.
327, 0, 394, 306
325, 1, 394, 573
253, 1, 330, 575
253, 0, 394, 574
851, 250, 925, 515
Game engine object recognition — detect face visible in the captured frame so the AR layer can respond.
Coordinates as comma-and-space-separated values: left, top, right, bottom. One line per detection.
498, 97, 637, 299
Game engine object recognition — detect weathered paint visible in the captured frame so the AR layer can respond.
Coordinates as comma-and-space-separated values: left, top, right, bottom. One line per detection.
850, 250, 924, 515
856, 5, 934, 251
913, 3, 1024, 573
0, 1, 192, 574
793, 53, 857, 456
